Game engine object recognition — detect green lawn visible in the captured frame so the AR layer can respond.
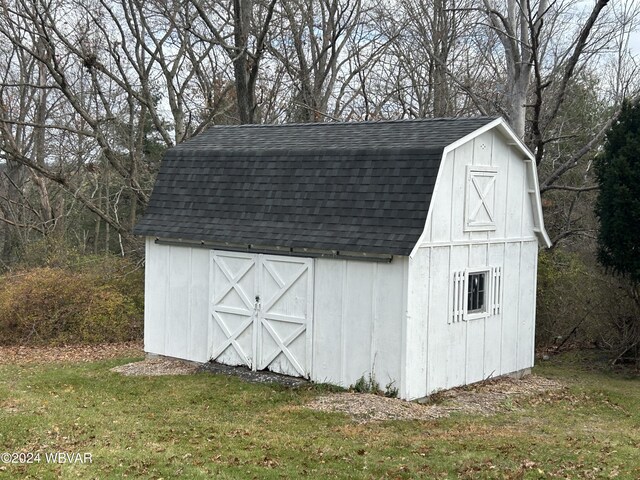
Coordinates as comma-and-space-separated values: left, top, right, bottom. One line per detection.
0, 352, 638, 479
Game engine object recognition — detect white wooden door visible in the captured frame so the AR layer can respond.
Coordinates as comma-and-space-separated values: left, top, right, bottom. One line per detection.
209, 252, 258, 368
209, 251, 313, 378
258, 255, 313, 377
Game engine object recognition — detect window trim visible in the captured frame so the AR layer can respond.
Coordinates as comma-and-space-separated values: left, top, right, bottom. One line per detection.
463, 267, 491, 321
451, 266, 502, 324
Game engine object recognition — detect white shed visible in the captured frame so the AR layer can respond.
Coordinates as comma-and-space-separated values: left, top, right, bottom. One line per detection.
134, 117, 551, 400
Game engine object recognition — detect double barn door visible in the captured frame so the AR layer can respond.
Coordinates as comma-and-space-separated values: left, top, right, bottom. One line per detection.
209, 251, 313, 378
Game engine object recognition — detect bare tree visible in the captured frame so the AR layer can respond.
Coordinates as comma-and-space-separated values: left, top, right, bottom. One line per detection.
189, 0, 278, 124
267, 0, 368, 122
0, 14, 64, 247
387, 0, 472, 117
0, 0, 242, 255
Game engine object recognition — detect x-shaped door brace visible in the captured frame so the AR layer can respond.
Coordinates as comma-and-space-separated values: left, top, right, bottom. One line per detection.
213, 257, 255, 310
211, 256, 256, 366
259, 261, 309, 376
469, 175, 496, 223
210, 312, 253, 366
261, 261, 308, 312
259, 321, 306, 376
211, 255, 310, 376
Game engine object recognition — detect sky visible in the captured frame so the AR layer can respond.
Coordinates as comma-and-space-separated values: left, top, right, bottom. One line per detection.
631, 32, 640, 55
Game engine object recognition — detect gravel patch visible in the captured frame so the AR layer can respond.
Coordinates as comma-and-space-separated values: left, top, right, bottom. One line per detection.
110, 358, 309, 387
198, 362, 309, 387
110, 357, 200, 376
432, 374, 564, 414
308, 392, 445, 422
305, 375, 565, 422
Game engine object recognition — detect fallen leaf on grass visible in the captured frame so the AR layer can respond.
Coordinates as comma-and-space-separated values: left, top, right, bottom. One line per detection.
0, 342, 143, 365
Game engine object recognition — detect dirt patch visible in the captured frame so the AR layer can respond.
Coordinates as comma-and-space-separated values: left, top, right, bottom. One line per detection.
111, 357, 200, 376
305, 375, 565, 422
0, 341, 143, 365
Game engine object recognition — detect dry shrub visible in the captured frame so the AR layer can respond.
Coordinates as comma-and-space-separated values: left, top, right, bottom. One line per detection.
536, 249, 639, 361
0, 264, 143, 346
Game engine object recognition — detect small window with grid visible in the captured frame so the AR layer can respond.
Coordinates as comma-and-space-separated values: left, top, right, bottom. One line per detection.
451, 267, 501, 323
467, 272, 486, 313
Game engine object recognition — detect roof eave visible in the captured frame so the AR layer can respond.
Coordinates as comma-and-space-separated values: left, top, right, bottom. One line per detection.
151, 236, 399, 262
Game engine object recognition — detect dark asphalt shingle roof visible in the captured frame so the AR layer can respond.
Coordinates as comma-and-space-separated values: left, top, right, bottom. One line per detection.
134, 117, 497, 255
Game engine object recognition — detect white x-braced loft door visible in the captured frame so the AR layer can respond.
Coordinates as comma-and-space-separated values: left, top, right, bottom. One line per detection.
209, 251, 313, 378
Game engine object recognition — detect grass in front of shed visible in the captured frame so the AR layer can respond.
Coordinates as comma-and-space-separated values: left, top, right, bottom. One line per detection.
0, 352, 638, 479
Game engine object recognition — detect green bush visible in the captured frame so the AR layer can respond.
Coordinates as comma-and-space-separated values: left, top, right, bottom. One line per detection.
351, 373, 380, 394
0, 261, 144, 346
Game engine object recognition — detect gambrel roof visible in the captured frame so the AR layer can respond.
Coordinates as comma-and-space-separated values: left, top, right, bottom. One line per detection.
134, 117, 521, 255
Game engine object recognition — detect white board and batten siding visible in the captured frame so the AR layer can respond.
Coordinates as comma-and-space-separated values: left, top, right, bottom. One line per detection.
312, 257, 406, 391
143, 237, 210, 363
144, 241, 406, 391
404, 125, 543, 399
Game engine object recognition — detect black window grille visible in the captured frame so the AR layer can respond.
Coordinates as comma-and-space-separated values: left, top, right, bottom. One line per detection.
467, 272, 486, 313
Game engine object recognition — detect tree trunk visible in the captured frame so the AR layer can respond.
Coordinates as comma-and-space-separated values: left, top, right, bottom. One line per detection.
32, 38, 56, 235
233, 0, 254, 124
432, 0, 451, 117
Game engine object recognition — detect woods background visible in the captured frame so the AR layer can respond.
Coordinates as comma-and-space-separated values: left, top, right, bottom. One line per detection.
0, 0, 638, 358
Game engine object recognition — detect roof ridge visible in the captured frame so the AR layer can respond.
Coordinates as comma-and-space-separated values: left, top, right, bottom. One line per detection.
208, 116, 498, 129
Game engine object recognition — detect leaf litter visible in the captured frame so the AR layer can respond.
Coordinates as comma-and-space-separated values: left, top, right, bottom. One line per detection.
304, 375, 566, 422
0, 341, 143, 365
